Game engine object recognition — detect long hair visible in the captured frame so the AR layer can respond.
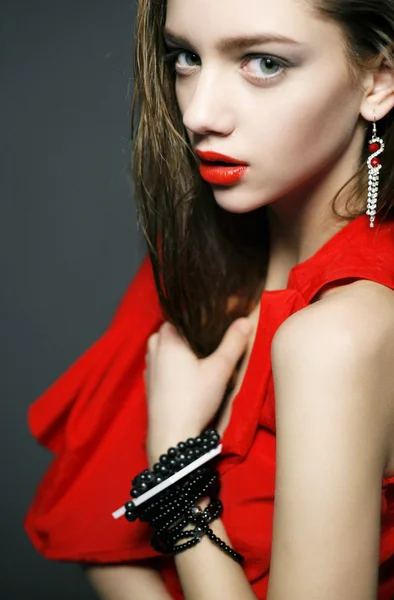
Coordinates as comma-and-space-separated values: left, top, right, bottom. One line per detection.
131, 0, 394, 362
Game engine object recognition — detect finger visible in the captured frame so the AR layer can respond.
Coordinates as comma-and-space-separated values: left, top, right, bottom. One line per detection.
160, 321, 180, 339
147, 333, 159, 353
203, 318, 252, 379
158, 321, 189, 349
159, 321, 179, 336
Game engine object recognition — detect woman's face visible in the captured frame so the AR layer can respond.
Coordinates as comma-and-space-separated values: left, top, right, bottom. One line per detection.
164, 0, 366, 215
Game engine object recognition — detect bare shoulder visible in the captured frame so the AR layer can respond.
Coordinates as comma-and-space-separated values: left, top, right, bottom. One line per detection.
317, 277, 394, 316
273, 278, 394, 355
271, 278, 394, 477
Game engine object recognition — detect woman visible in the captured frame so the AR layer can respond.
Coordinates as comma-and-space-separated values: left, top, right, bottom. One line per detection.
25, 0, 394, 598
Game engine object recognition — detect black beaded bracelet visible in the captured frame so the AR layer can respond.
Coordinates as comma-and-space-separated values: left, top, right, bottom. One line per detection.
129, 429, 220, 500
152, 499, 244, 564
152, 498, 223, 552
126, 465, 245, 564
124, 430, 244, 564
152, 469, 220, 533
125, 465, 218, 525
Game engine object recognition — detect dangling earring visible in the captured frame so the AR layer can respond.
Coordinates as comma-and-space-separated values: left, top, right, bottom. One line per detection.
367, 110, 384, 228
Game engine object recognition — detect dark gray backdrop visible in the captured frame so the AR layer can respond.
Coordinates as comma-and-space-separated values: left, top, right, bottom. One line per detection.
2, 2, 144, 598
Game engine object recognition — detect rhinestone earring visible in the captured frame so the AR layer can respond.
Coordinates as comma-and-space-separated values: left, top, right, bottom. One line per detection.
367, 111, 384, 228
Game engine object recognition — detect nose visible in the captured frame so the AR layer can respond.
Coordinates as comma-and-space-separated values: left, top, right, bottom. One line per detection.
180, 68, 235, 137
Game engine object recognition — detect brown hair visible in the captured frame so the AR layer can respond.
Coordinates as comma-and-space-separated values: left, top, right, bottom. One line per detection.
131, 0, 394, 365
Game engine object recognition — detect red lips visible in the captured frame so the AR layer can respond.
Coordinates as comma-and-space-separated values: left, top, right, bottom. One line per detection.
196, 150, 249, 185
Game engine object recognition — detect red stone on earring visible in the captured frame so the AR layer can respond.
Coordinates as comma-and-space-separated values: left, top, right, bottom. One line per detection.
369, 142, 380, 153
371, 157, 381, 167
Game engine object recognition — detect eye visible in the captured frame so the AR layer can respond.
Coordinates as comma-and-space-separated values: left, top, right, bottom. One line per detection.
176, 51, 200, 68
242, 55, 288, 80
163, 48, 201, 74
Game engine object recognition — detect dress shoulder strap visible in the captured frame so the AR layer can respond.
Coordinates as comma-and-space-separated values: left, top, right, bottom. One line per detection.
287, 214, 394, 304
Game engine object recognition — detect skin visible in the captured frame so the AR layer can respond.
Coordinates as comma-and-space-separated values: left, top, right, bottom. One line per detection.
165, 0, 394, 286
86, 0, 394, 598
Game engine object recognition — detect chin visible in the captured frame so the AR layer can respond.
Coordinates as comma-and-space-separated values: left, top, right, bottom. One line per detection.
211, 185, 274, 214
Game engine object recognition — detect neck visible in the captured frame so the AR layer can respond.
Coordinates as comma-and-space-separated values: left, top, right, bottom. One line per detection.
264, 123, 366, 290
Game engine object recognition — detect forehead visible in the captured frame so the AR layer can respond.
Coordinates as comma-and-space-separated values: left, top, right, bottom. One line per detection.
165, 0, 336, 48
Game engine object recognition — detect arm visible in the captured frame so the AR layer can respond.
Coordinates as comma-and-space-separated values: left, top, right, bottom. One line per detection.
145, 437, 258, 600
83, 562, 175, 600
163, 283, 394, 600
173, 519, 257, 600
266, 283, 394, 600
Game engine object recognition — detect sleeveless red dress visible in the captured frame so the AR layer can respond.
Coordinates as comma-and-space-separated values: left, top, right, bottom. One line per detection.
25, 213, 394, 599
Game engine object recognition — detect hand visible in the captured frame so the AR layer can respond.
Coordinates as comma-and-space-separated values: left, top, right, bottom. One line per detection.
144, 318, 252, 466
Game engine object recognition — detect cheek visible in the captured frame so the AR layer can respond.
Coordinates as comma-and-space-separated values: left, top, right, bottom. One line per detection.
174, 81, 194, 141
175, 80, 191, 121
253, 69, 361, 181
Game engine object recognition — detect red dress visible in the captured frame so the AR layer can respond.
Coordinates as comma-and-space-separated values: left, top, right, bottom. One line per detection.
25, 213, 394, 599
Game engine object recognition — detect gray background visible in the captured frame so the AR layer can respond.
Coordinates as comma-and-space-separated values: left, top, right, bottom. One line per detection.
2, 1, 143, 598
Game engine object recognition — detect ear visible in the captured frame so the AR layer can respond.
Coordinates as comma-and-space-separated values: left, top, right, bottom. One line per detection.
360, 55, 394, 122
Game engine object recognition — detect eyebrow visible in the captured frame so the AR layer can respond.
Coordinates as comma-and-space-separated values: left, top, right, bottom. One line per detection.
163, 31, 301, 51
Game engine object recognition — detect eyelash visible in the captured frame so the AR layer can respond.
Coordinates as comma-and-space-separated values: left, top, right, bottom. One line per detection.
163, 48, 294, 83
